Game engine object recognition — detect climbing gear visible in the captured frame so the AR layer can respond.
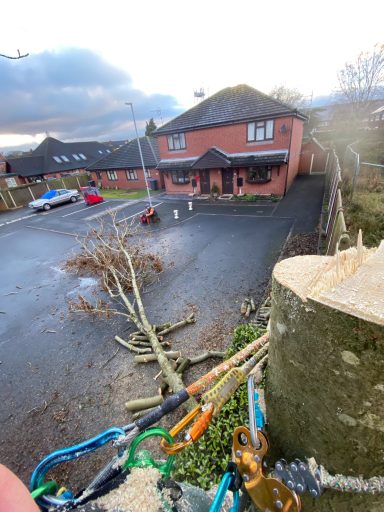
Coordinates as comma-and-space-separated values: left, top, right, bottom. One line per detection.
233, 426, 301, 511
160, 403, 214, 455
274, 458, 322, 498
209, 462, 242, 512
31, 480, 58, 500
247, 372, 265, 449
123, 427, 175, 479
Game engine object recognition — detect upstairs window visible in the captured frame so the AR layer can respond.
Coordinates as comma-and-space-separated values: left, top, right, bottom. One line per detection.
60, 155, 70, 162
247, 166, 272, 183
171, 170, 190, 184
107, 170, 118, 181
126, 169, 138, 180
79, 153, 87, 160
52, 156, 62, 163
167, 133, 186, 151
72, 154, 81, 161
247, 120, 274, 142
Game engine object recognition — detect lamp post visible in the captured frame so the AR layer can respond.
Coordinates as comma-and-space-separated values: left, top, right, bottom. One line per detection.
125, 102, 152, 207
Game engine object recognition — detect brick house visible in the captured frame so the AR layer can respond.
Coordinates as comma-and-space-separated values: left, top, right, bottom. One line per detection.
5, 137, 110, 183
154, 84, 307, 197
88, 137, 161, 190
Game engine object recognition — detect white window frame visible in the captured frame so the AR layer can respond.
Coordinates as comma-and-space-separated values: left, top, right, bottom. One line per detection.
107, 170, 118, 181
171, 170, 190, 184
126, 169, 138, 181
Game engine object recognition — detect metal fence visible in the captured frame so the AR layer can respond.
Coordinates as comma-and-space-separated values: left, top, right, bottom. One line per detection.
0, 174, 89, 210
343, 144, 384, 197
320, 150, 350, 255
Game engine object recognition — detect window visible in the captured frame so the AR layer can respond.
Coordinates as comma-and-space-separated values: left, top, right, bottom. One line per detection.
79, 153, 87, 160
144, 169, 151, 178
95, 171, 102, 179
107, 170, 118, 181
52, 156, 62, 163
60, 155, 70, 162
167, 133, 186, 151
98, 150, 104, 154
171, 170, 190, 184
72, 154, 81, 161
247, 120, 274, 142
247, 166, 272, 183
106, 149, 111, 153
126, 169, 138, 180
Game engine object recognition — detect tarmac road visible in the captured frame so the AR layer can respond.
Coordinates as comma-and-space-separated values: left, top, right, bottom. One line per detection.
0, 174, 324, 486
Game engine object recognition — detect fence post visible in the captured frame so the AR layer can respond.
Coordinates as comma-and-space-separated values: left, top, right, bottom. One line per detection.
8, 190, 17, 208
28, 187, 35, 201
0, 191, 9, 210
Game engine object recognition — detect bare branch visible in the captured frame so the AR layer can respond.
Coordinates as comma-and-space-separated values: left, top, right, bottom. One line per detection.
0, 49, 29, 60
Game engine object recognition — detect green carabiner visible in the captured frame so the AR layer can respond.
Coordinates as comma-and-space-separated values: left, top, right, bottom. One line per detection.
123, 427, 175, 479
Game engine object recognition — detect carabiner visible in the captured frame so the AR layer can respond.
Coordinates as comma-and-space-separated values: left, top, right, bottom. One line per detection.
160, 403, 214, 455
247, 374, 265, 449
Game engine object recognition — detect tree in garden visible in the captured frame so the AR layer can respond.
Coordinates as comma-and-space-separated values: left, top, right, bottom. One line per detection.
269, 85, 305, 110
337, 44, 384, 118
66, 215, 224, 414
145, 118, 157, 136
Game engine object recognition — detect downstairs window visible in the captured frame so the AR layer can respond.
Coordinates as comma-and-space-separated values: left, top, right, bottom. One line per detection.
171, 170, 190, 184
247, 166, 272, 183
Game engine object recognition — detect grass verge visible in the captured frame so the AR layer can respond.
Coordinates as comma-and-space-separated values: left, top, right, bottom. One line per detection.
344, 192, 384, 247
100, 189, 162, 200
173, 324, 266, 490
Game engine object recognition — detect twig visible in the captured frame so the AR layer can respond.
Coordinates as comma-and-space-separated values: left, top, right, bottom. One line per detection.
100, 347, 120, 369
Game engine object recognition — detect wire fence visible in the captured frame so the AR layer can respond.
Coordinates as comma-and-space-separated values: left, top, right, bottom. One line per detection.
320, 150, 350, 255
343, 144, 384, 197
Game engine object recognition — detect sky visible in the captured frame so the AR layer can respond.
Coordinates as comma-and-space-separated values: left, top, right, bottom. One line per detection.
0, 0, 382, 152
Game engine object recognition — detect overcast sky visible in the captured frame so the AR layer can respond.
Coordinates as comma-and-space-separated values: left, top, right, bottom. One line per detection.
0, 0, 382, 152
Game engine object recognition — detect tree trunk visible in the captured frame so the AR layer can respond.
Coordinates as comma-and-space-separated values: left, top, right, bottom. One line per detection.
266, 243, 384, 511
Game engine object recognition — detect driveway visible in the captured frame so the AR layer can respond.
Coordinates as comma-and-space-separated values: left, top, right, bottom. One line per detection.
0, 174, 324, 487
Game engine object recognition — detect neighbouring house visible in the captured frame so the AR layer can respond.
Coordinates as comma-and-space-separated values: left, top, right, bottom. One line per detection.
87, 137, 161, 190
299, 138, 329, 175
5, 137, 111, 183
154, 84, 307, 197
369, 106, 384, 128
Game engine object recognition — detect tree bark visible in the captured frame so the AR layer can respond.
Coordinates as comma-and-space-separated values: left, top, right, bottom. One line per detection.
266, 245, 384, 511
134, 351, 182, 363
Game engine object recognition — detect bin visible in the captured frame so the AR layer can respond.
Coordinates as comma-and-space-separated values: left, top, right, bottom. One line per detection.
147, 178, 158, 191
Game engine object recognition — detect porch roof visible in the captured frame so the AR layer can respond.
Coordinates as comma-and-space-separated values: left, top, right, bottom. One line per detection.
157, 156, 198, 171
191, 147, 231, 170
230, 149, 288, 167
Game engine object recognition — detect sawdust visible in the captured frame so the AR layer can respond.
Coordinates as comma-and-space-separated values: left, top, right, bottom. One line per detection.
95, 467, 172, 512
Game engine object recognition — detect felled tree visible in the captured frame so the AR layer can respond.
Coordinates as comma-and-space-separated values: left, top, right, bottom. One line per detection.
67, 214, 223, 411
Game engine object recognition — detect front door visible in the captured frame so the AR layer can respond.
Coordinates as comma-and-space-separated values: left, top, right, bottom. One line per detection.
199, 169, 211, 194
222, 169, 233, 194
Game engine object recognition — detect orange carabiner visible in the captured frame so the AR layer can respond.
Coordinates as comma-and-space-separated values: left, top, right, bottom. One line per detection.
160, 403, 214, 455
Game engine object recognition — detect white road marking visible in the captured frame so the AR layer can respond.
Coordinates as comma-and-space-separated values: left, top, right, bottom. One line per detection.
61, 200, 110, 217
118, 202, 164, 222
0, 231, 18, 239
84, 200, 142, 221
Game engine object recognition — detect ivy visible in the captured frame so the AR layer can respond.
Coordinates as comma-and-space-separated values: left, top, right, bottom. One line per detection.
173, 324, 265, 489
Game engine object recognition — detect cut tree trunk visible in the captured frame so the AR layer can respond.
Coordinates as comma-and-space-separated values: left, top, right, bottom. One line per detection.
266, 242, 384, 511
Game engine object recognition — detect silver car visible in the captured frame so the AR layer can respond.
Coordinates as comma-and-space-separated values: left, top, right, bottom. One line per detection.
28, 189, 80, 211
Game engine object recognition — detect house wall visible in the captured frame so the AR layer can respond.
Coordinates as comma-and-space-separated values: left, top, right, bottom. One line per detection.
163, 165, 288, 196
0, 175, 24, 188
157, 117, 296, 159
299, 140, 329, 175
91, 168, 160, 190
285, 117, 304, 192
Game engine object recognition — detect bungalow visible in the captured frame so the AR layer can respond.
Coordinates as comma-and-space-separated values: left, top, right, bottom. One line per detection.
5, 137, 110, 183
87, 137, 161, 190
154, 84, 307, 197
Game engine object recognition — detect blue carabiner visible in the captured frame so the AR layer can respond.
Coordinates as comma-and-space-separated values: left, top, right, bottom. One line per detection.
209, 463, 241, 512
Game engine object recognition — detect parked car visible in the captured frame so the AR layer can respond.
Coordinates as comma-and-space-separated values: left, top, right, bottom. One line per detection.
28, 189, 80, 211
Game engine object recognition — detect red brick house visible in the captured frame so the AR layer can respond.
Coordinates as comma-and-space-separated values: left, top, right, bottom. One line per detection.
5, 137, 110, 183
88, 137, 161, 190
154, 84, 307, 196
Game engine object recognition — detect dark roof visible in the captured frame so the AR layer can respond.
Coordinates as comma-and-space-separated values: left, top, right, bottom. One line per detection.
0, 172, 18, 178
155, 84, 306, 135
87, 137, 159, 171
157, 157, 197, 171
6, 137, 110, 177
158, 148, 288, 171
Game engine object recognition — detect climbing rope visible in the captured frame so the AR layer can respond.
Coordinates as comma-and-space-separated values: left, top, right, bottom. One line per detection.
319, 465, 384, 494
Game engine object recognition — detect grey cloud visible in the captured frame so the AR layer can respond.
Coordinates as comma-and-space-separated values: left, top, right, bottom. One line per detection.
0, 48, 181, 142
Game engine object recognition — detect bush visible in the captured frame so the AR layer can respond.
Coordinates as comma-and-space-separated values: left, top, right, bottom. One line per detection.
173, 324, 265, 489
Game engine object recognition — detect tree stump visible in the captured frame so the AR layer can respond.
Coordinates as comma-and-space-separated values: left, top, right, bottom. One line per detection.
266, 242, 384, 511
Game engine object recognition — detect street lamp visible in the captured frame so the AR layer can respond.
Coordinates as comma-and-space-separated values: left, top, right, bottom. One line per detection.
125, 102, 152, 207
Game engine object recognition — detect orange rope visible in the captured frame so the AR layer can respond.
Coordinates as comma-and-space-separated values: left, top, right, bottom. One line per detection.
187, 333, 269, 396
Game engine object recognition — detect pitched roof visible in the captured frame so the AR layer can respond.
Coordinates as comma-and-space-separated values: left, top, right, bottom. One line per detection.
157, 156, 198, 171
191, 147, 231, 169
6, 137, 110, 177
87, 137, 159, 171
155, 84, 306, 135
